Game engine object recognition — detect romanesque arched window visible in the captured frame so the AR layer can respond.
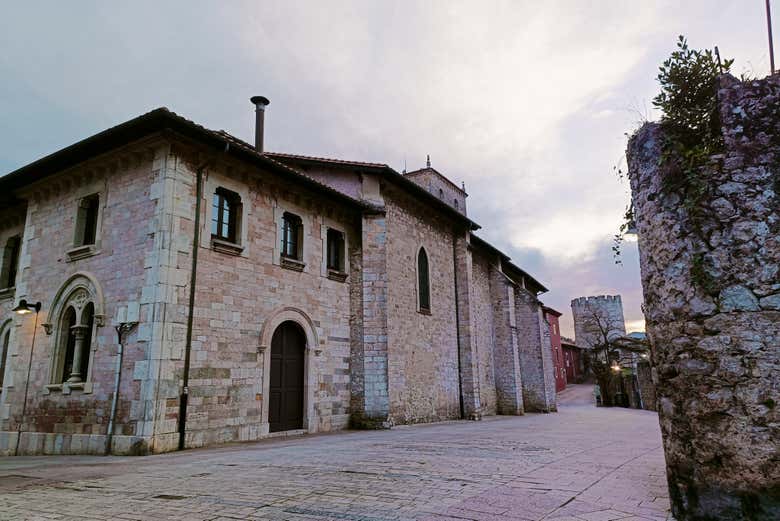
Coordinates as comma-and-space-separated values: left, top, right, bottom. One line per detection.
0, 320, 11, 390
43, 272, 105, 389
54, 293, 95, 384
417, 247, 430, 313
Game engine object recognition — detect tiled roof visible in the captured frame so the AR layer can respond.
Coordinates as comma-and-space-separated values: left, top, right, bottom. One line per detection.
265, 151, 388, 169
0, 108, 375, 211
469, 234, 548, 294
266, 150, 481, 231
0, 107, 549, 298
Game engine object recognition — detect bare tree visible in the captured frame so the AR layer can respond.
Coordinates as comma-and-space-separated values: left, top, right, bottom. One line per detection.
577, 302, 645, 406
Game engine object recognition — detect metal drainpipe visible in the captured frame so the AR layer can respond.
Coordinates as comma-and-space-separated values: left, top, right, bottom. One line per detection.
106, 321, 137, 455
451, 231, 465, 420
178, 160, 211, 451
14, 307, 40, 456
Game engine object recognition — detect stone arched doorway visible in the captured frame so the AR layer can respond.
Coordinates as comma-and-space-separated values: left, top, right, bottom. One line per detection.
268, 321, 306, 432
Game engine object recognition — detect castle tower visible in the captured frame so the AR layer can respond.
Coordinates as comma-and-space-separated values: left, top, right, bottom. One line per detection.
570, 295, 626, 349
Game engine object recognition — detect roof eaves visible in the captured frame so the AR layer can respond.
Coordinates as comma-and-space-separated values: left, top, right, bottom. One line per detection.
0, 108, 373, 212
265, 152, 480, 230
469, 234, 548, 294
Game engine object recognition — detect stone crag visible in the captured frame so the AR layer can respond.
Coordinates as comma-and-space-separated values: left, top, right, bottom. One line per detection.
627, 74, 780, 520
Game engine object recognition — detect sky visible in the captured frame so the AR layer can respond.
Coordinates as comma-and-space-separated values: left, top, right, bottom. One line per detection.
0, 1, 775, 337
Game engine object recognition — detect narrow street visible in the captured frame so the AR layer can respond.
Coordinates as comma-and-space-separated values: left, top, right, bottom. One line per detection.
0, 385, 671, 521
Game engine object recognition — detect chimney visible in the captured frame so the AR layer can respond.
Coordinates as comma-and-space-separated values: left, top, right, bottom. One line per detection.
250, 96, 270, 152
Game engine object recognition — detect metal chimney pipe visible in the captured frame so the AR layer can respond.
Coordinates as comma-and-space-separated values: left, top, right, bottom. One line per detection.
250, 96, 270, 152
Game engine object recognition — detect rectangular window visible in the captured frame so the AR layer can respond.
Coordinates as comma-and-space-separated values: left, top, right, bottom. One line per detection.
326, 229, 344, 271
1, 235, 21, 289
282, 212, 302, 260
75, 194, 100, 247
211, 188, 241, 243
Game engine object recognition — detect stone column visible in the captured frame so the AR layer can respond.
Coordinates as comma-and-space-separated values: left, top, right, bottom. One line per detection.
627, 74, 780, 520
453, 231, 482, 419
489, 263, 523, 415
515, 289, 556, 412
67, 325, 89, 383
351, 212, 390, 428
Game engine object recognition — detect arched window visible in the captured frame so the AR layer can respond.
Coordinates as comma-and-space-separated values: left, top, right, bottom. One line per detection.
0, 322, 10, 389
56, 300, 94, 384
417, 247, 430, 313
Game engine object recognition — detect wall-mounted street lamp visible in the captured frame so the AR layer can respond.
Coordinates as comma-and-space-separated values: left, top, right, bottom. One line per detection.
611, 361, 622, 373
13, 299, 42, 456
12, 299, 41, 315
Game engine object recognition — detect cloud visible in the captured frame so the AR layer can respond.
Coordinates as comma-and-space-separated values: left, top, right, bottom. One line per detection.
1, 0, 774, 339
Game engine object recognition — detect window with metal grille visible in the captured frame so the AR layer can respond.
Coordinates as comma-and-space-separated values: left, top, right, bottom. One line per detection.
418, 247, 430, 312
326, 229, 345, 271
282, 212, 302, 260
211, 188, 241, 243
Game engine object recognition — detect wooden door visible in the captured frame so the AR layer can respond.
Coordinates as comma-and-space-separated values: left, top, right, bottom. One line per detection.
564, 350, 575, 382
269, 321, 305, 432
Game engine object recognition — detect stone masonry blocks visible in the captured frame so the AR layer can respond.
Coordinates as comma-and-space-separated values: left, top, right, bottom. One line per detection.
627, 74, 780, 519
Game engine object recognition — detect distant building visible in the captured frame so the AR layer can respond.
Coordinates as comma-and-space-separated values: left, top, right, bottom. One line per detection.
560, 337, 584, 384
542, 307, 566, 392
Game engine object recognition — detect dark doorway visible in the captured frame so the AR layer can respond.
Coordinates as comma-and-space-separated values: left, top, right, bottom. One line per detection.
269, 321, 305, 432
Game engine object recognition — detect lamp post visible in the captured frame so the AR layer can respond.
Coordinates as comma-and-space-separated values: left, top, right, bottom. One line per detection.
12, 299, 41, 456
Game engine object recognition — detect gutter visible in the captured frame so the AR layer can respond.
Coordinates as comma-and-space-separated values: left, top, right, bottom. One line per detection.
106, 321, 137, 455
178, 160, 208, 451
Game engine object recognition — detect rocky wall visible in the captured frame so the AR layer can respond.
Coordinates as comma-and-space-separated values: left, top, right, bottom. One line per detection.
627, 74, 779, 520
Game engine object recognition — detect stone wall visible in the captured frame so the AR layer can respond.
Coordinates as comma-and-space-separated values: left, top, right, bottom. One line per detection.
472, 250, 497, 416
636, 361, 656, 411
161, 146, 361, 448
489, 267, 523, 415
403, 168, 467, 215
627, 74, 780, 519
0, 145, 160, 455
384, 191, 461, 424
515, 288, 556, 412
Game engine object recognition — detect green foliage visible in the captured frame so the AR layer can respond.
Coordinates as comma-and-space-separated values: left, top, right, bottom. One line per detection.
612, 204, 634, 265
653, 37, 733, 290
613, 37, 734, 275
654, 36, 732, 200
654, 36, 732, 144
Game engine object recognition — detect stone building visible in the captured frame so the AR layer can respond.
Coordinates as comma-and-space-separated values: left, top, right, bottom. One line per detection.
0, 99, 556, 456
571, 294, 653, 409
571, 295, 627, 349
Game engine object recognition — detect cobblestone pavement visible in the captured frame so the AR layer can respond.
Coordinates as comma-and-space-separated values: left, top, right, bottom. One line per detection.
0, 385, 671, 521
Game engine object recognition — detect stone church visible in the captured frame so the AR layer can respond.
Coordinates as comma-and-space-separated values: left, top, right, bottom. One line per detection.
0, 98, 556, 455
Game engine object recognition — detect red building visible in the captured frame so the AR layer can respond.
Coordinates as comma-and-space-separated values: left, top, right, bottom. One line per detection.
543, 307, 566, 392
561, 337, 584, 384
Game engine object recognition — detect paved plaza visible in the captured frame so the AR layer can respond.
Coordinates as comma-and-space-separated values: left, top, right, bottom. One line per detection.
0, 385, 671, 521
